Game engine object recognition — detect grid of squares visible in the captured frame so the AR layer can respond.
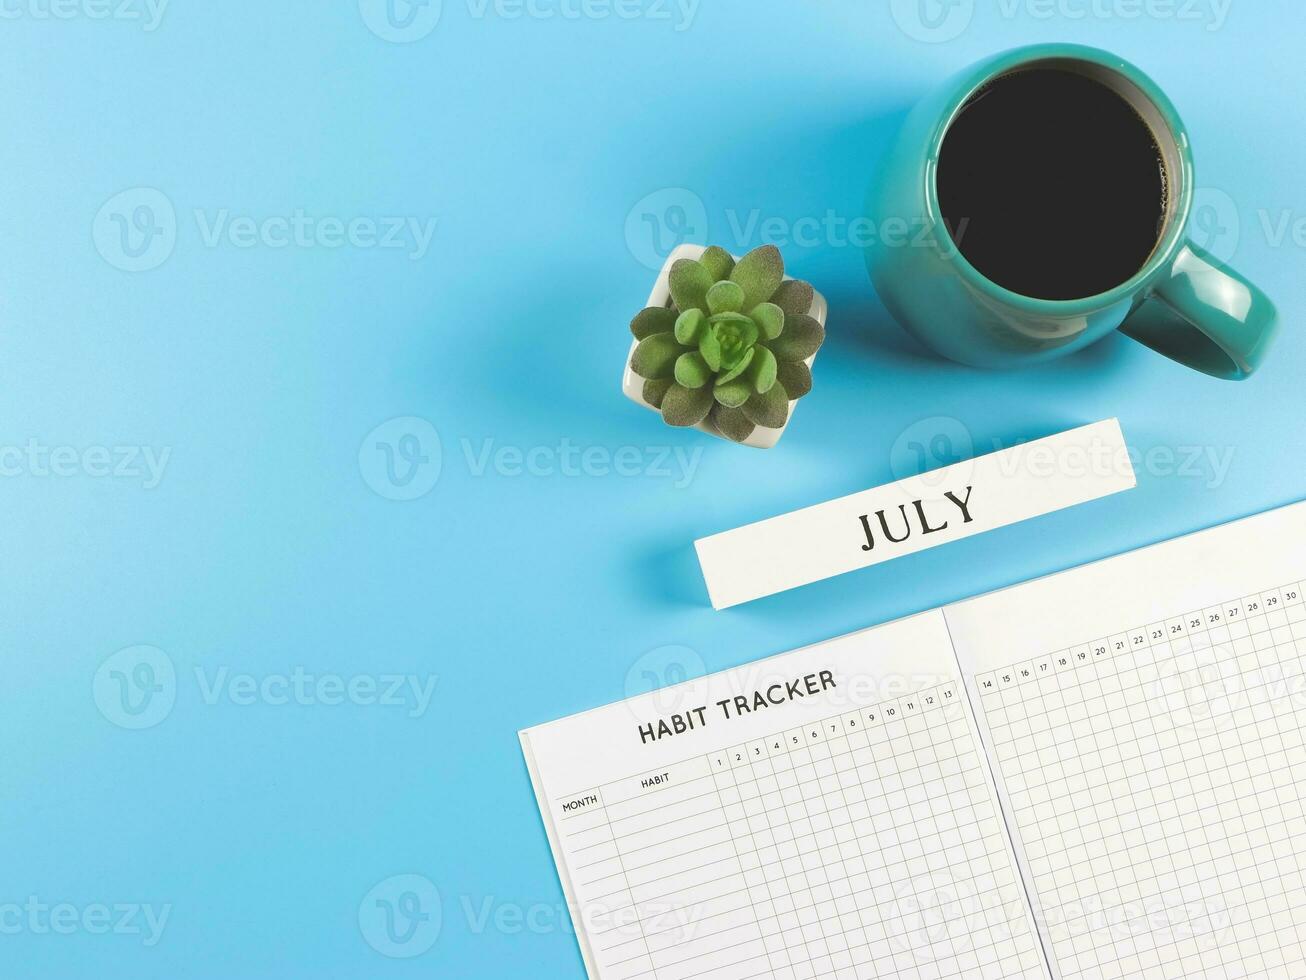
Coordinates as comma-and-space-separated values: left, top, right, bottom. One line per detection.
565, 683, 1045, 980
977, 580, 1306, 980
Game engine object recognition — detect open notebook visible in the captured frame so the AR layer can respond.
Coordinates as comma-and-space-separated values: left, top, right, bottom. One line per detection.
521, 500, 1306, 980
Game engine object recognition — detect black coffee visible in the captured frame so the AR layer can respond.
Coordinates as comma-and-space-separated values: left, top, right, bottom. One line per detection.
937, 67, 1167, 301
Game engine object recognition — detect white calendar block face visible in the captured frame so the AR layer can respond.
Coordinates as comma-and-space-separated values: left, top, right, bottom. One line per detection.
523, 613, 1048, 980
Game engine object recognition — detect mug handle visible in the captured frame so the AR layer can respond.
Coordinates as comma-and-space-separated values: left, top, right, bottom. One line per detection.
1118, 242, 1277, 380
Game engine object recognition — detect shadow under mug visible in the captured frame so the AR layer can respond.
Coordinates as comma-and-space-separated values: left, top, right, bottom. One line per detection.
865, 43, 1277, 379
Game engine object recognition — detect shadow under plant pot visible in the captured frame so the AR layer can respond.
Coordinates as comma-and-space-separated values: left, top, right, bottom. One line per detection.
622, 244, 827, 449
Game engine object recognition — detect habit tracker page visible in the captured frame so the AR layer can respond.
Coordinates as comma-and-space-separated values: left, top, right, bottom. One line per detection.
947, 500, 1306, 980
520, 613, 1048, 980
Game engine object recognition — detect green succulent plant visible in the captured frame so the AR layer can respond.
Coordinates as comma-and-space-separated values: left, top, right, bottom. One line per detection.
628, 245, 824, 444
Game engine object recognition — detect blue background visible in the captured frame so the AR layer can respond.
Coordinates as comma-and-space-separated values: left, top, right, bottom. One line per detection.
2, 0, 1302, 976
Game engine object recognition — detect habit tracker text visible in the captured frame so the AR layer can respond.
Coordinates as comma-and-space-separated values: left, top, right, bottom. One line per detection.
636, 670, 837, 745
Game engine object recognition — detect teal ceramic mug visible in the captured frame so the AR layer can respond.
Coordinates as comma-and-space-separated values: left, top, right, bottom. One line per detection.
866, 44, 1276, 378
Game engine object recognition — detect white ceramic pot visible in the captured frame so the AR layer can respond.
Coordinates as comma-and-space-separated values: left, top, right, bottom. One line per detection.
621, 244, 827, 449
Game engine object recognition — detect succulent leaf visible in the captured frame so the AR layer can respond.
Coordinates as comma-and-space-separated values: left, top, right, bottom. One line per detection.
643, 377, 674, 408
709, 313, 758, 368
706, 280, 745, 315
631, 306, 677, 340
713, 377, 752, 408
630, 332, 684, 380
698, 246, 735, 282
715, 346, 755, 386
776, 359, 812, 399
698, 329, 721, 371
769, 314, 825, 362
750, 302, 784, 341
674, 352, 712, 389
729, 245, 784, 311
748, 345, 778, 394
662, 383, 714, 427
770, 279, 814, 317
742, 380, 790, 429
674, 308, 706, 345
711, 404, 756, 444
669, 259, 713, 313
